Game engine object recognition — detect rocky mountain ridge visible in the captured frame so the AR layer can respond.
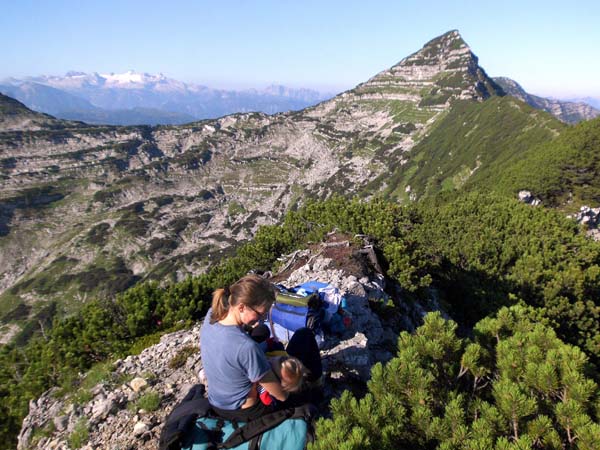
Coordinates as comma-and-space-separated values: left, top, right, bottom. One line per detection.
0, 93, 74, 132
494, 76, 600, 124
352, 30, 502, 104
565, 96, 600, 109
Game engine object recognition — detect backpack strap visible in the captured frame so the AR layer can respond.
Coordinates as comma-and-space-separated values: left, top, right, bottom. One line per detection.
219, 404, 317, 449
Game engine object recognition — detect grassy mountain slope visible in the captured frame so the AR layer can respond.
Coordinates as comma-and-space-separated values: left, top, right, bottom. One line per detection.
1, 30, 598, 354
375, 96, 565, 201
0, 30, 511, 344
482, 116, 600, 209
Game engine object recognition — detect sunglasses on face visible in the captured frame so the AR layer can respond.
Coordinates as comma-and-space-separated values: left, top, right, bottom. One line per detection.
246, 304, 270, 320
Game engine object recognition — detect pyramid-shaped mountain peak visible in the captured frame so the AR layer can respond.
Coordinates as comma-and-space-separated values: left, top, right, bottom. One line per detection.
391, 29, 473, 71
420, 29, 469, 55
351, 30, 502, 106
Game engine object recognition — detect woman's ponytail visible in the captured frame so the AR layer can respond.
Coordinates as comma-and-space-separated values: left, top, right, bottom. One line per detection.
210, 287, 230, 323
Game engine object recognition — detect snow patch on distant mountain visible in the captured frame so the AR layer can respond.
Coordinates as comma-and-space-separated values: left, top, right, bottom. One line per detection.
1, 71, 337, 125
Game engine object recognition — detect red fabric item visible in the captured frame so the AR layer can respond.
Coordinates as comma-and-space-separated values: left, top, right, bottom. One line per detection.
259, 390, 274, 406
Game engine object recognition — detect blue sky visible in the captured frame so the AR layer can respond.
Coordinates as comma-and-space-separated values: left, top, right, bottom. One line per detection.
1, 0, 599, 98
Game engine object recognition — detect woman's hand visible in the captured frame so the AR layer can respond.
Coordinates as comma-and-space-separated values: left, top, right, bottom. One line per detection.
240, 383, 260, 409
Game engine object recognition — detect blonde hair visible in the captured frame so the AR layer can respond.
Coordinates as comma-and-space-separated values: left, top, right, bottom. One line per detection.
210, 274, 276, 324
278, 356, 306, 393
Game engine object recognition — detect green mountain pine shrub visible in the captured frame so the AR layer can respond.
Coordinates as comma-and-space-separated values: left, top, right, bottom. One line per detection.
412, 192, 600, 359
310, 307, 600, 450
483, 116, 600, 208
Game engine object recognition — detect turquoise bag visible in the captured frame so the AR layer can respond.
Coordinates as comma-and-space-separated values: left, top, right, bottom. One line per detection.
181, 415, 309, 450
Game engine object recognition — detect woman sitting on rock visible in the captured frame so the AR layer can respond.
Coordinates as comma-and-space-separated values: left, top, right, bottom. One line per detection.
200, 274, 292, 421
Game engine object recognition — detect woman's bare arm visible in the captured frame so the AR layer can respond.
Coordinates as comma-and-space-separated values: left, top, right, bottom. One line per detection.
258, 370, 289, 402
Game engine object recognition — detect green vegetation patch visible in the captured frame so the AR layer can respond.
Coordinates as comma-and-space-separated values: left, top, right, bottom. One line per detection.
92, 188, 122, 205
0, 185, 66, 210
176, 144, 213, 170
384, 97, 564, 200
71, 258, 140, 296
168, 218, 189, 235
2, 192, 600, 448
392, 122, 417, 134
128, 330, 164, 355
488, 116, 600, 207
418, 92, 451, 107
29, 420, 56, 448
227, 201, 246, 217
168, 345, 199, 369
130, 391, 161, 412
86, 222, 111, 246
0, 302, 31, 322
67, 418, 89, 449
312, 307, 600, 449
435, 71, 465, 89
114, 210, 150, 236
8, 256, 79, 297
147, 237, 178, 255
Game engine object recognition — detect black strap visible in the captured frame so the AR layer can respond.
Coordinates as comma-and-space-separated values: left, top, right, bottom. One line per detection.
248, 435, 260, 450
220, 404, 317, 449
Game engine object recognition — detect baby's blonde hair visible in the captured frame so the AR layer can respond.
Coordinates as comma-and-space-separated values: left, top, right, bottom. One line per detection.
278, 356, 306, 392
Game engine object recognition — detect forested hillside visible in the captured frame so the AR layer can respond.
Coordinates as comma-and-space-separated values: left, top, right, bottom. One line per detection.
482, 117, 600, 208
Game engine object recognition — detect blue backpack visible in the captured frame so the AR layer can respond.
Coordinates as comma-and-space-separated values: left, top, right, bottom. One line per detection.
271, 291, 322, 330
270, 281, 347, 342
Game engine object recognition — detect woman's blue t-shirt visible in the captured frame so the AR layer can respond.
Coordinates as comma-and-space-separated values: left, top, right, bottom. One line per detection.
200, 309, 271, 410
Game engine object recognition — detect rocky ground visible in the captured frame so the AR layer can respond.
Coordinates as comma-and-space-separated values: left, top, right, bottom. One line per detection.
17, 235, 444, 450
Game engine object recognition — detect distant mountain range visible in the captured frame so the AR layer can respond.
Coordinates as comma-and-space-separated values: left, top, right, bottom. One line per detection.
2, 70, 599, 127
0, 71, 334, 125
